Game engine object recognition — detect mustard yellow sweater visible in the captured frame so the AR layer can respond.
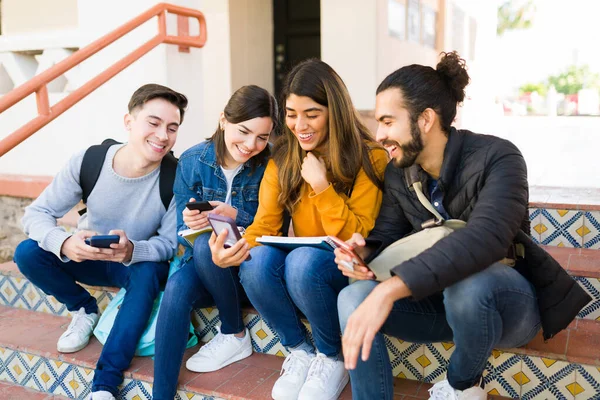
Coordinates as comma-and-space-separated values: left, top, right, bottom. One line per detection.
244, 148, 389, 247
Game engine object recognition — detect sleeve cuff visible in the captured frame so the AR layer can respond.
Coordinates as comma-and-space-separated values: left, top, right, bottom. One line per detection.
41, 229, 72, 262
125, 240, 148, 266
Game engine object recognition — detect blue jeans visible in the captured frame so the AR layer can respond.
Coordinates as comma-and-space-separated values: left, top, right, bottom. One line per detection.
338, 263, 541, 400
13, 239, 168, 396
153, 233, 245, 400
240, 245, 349, 357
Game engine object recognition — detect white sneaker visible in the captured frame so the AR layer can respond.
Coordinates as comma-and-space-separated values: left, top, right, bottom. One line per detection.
185, 327, 252, 373
298, 353, 349, 400
428, 379, 486, 400
57, 307, 99, 353
271, 349, 315, 400
89, 390, 115, 400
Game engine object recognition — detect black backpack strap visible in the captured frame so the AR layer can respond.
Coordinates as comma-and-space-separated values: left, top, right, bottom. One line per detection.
158, 151, 178, 211
78, 139, 121, 216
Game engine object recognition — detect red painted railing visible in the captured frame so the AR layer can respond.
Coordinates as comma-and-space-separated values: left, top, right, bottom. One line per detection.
0, 2, 207, 157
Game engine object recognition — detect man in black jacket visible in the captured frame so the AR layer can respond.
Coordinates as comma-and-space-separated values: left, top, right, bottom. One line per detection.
335, 52, 591, 400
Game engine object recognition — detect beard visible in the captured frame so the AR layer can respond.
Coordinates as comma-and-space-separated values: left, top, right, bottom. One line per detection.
384, 120, 424, 168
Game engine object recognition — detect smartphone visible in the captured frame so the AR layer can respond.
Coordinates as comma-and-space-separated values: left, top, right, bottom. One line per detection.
85, 234, 120, 248
207, 214, 243, 248
186, 201, 214, 212
329, 236, 376, 279
207, 214, 252, 261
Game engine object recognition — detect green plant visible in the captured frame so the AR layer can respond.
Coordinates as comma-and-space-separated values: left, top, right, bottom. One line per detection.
547, 65, 600, 95
497, 0, 535, 36
519, 82, 547, 96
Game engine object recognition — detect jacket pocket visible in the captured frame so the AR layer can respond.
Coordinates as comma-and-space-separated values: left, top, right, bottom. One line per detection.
242, 186, 259, 202
200, 187, 217, 201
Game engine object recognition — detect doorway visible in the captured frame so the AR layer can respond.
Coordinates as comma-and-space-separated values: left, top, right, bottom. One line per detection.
273, 0, 321, 96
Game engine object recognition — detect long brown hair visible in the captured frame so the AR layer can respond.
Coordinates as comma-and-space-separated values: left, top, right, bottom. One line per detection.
275, 59, 384, 211
208, 85, 279, 171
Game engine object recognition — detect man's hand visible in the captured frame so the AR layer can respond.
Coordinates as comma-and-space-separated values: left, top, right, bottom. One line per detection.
334, 233, 375, 281
342, 277, 411, 370
301, 152, 329, 193
183, 198, 212, 230
106, 229, 134, 263
209, 201, 238, 220
209, 230, 249, 268
60, 230, 113, 262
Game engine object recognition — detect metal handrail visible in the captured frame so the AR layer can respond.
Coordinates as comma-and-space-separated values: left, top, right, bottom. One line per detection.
0, 2, 207, 157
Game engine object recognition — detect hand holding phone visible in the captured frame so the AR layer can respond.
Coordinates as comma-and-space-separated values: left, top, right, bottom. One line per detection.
207, 214, 251, 266
332, 234, 376, 280
183, 198, 213, 230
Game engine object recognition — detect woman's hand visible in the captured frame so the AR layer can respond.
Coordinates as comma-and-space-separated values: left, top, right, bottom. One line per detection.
208, 230, 250, 268
301, 152, 329, 193
183, 198, 212, 230
209, 201, 238, 220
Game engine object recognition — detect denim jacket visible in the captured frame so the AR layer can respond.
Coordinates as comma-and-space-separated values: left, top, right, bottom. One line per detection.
174, 140, 267, 262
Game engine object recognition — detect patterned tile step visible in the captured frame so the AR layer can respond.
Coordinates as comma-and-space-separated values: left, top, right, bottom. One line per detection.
0, 379, 70, 399
1, 306, 598, 399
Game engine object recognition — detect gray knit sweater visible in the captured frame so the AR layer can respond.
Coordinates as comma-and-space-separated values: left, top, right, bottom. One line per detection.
22, 144, 177, 264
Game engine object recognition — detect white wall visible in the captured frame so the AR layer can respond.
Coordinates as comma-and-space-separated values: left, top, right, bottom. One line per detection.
321, 0, 378, 110
0, 0, 233, 175
229, 0, 273, 94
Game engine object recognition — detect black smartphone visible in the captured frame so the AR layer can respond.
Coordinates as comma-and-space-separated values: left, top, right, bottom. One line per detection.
186, 201, 214, 212
85, 234, 120, 248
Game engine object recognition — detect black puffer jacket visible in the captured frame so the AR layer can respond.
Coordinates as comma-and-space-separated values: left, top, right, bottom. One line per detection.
366, 128, 591, 340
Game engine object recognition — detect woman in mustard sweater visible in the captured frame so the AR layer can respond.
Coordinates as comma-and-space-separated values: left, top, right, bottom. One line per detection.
210, 59, 388, 400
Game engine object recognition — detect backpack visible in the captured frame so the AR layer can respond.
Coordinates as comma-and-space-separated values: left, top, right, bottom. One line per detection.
78, 139, 177, 215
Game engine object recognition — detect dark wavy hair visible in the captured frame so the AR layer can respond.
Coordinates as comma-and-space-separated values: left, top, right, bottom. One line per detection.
376, 51, 470, 134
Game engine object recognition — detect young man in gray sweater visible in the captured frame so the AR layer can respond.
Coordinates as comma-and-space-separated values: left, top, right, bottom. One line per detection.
13, 84, 188, 400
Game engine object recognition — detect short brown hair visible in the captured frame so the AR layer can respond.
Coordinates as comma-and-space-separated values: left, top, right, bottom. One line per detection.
128, 84, 188, 124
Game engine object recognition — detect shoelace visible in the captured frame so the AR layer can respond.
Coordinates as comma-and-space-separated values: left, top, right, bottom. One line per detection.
65, 310, 93, 337
305, 354, 336, 386
196, 332, 229, 356
428, 380, 459, 400
280, 351, 311, 377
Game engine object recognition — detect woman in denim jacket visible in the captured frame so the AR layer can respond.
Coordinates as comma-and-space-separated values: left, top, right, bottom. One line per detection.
152, 85, 278, 400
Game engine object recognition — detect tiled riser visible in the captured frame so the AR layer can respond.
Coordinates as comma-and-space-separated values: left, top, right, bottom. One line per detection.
0, 348, 220, 400
529, 208, 600, 249
2, 272, 600, 332
1, 344, 599, 399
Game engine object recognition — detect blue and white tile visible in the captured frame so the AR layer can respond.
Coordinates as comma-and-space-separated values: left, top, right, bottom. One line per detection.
574, 364, 600, 400
423, 342, 455, 384
117, 378, 139, 400
0, 347, 17, 384
386, 337, 424, 381
520, 356, 575, 400
44, 358, 76, 397
192, 307, 221, 342
539, 209, 584, 248
529, 208, 542, 244
583, 211, 600, 249
17, 352, 46, 392
483, 350, 522, 398
73, 365, 94, 399
574, 277, 600, 321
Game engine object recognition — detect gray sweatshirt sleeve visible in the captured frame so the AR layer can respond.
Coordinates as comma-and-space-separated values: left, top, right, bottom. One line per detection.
21, 150, 85, 261
125, 196, 177, 265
